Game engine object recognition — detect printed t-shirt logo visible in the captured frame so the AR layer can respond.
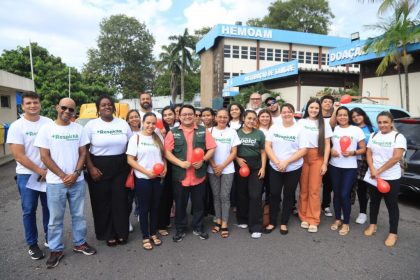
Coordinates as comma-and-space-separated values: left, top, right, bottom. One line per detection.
216, 137, 232, 144
51, 134, 79, 141
332, 135, 354, 141
140, 141, 156, 147
25, 131, 38, 137
372, 139, 392, 148
96, 129, 123, 135
273, 133, 296, 142
241, 138, 257, 145
303, 124, 318, 132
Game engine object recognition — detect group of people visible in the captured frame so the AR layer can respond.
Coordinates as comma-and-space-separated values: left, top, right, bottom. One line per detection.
7, 91, 407, 269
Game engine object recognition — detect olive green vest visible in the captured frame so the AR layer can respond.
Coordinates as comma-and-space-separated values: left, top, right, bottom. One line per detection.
171, 125, 207, 182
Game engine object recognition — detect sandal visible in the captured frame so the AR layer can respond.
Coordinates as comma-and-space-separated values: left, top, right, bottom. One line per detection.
339, 224, 350, 236
158, 229, 169, 236
212, 223, 222, 233
220, 228, 229, 238
142, 239, 153, 250
106, 240, 117, 247
330, 220, 343, 231
151, 235, 162, 246
117, 238, 127, 245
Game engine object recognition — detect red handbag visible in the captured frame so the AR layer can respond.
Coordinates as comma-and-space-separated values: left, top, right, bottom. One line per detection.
125, 134, 139, 190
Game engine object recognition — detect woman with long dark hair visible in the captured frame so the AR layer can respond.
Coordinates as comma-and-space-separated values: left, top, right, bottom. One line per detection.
298, 98, 332, 233
364, 111, 406, 247
350, 107, 377, 225
127, 112, 166, 250
236, 110, 266, 239
84, 95, 132, 246
329, 107, 366, 236
228, 103, 245, 130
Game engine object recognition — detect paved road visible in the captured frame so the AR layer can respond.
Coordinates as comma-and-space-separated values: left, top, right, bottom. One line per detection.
1, 161, 419, 280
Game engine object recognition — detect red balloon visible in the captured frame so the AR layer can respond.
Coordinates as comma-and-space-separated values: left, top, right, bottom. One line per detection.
191, 148, 205, 163
340, 94, 352, 104
377, 178, 390, 193
156, 119, 164, 130
339, 136, 351, 152
153, 163, 164, 175
239, 164, 250, 177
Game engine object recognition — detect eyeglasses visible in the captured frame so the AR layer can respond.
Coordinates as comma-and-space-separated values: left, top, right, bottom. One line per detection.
60, 106, 75, 113
196, 113, 201, 117
250, 98, 261, 101
266, 101, 276, 106
180, 113, 194, 117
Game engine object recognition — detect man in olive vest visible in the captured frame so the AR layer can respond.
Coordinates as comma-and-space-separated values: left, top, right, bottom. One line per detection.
164, 105, 216, 242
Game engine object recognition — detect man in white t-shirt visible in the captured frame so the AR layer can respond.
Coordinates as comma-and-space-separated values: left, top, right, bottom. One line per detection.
139, 91, 162, 120
7, 92, 52, 260
265, 97, 281, 125
34, 98, 96, 269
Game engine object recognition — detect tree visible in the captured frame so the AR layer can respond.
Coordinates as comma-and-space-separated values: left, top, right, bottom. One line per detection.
364, 0, 420, 111
0, 43, 107, 118
156, 44, 182, 104
234, 83, 282, 108
84, 14, 155, 99
169, 28, 195, 101
246, 0, 334, 34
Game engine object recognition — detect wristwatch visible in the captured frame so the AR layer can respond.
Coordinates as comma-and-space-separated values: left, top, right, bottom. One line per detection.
74, 169, 82, 176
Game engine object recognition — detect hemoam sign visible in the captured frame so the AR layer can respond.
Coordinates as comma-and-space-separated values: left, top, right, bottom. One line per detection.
221, 25, 273, 39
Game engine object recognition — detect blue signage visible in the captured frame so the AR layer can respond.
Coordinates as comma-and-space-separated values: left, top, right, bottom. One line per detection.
328, 40, 420, 66
225, 60, 298, 88
196, 24, 350, 53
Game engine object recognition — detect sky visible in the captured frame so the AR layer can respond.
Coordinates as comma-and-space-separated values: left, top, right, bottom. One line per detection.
0, 0, 389, 70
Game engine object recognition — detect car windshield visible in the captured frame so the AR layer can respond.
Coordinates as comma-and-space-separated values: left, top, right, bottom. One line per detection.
394, 121, 420, 148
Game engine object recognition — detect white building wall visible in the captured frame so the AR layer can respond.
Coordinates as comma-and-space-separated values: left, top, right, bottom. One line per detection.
271, 87, 297, 108
363, 72, 420, 115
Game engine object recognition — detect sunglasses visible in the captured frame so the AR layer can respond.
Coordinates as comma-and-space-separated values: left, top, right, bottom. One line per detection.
60, 105, 75, 113
266, 101, 276, 106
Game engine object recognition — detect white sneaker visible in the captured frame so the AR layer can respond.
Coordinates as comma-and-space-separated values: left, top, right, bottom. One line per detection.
129, 222, 134, 232
44, 242, 49, 248
341, 214, 344, 220
323, 207, 333, 217
355, 213, 367, 224
251, 232, 262, 239
237, 224, 248, 229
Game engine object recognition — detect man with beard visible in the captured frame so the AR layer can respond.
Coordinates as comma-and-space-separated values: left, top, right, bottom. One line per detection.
138, 91, 162, 120
265, 97, 281, 125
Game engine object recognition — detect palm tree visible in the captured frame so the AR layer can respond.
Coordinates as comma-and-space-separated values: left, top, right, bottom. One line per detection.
364, 0, 420, 111
157, 44, 182, 104
169, 28, 195, 102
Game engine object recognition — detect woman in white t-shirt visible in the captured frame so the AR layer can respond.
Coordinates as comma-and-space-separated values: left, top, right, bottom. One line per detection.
264, 103, 308, 235
256, 109, 272, 136
298, 98, 332, 233
208, 109, 241, 238
364, 111, 406, 247
329, 107, 366, 236
84, 95, 132, 247
127, 112, 167, 251
228, 102, 244, 130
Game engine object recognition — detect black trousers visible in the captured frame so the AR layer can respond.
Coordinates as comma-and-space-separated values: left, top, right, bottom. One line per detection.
321, 169, 333, 209
87, 154, 129, 241
157, 166, 173, 230
236, 169, 263, 233
369, 179, 400, 234
269, 167, 302, 226
173, 181, 206, 232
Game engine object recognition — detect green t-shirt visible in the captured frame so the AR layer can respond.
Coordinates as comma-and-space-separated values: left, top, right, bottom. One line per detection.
237, 128, 265, 158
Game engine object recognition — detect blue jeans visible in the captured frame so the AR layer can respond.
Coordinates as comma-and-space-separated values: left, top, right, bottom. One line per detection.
16, 174, 49, 246
329, 165, 357, 224
46, 180, 87, 252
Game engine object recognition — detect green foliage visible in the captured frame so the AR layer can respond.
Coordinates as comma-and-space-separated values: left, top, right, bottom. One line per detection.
316, 85, 360, 100
233, 83, 282, 108
0, 43, 108, 118
84, 14, 155, 99
246, 0, 334, 34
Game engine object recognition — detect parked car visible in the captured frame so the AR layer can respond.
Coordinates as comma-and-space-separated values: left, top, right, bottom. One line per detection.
394, 117, 420, 195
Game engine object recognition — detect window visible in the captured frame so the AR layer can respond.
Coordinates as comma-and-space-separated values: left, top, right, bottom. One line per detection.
224, 45, 231, 58
291, 51, 297, 60
321, 53, 327, 65
283, 50, 289, 62
312, 52, 319, 65
259, 48, 265, 60
298, 51, 304, 63
241, 46, 248, 59
1, 95, 11, 108
232, 45, 239, 59
266, 48, 273, 61
223, 72, 231, 83
274, 49, 282, 61
305, 52, 312, 64
232, 73, 239, 77
250, 47, 257, 60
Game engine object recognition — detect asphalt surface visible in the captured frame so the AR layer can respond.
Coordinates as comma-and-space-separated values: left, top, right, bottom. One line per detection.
0, 160, 419, 280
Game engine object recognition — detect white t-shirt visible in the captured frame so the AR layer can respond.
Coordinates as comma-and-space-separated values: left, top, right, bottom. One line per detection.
298, 118, 333, 148
207, 127, 241, 174
84, 118, 132, 156
367, 131, 407, 180
229, 120, 241, 130
7, 116, 53, 174
34, 122, 89, 184
259, 127, 269, 137
126, 134, 164, 179
329, 125, 366, 169
272, 116, 296, 126
139, 109, 162, 121
266, 123, 308, 172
